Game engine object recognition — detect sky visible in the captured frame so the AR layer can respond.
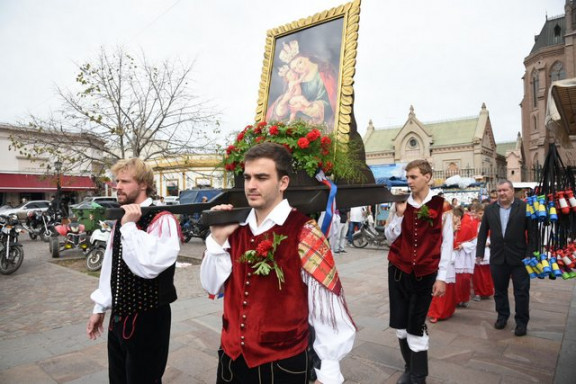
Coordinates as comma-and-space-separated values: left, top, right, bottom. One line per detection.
0, 0, 567, 144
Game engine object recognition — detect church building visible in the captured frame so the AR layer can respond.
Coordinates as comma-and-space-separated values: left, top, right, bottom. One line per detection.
522, 0, 576, 177
362, 104, 520, 189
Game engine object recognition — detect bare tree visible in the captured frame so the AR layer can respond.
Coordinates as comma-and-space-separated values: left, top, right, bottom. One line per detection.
10, 47, 220, 174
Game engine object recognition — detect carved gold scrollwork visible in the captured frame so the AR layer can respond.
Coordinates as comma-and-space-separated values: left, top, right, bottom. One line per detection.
254, 0, 361, 145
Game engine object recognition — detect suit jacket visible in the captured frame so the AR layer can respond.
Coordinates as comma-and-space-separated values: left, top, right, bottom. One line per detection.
476, 199, 535, 266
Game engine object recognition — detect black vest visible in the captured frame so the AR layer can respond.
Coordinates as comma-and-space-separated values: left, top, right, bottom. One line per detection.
111, 210, 177, 317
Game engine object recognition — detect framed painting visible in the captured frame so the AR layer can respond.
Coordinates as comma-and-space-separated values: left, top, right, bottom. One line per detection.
254, 0, 361, 143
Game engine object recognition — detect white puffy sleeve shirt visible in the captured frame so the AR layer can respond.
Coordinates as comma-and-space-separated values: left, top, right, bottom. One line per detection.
384, 191, 453, 282
200, 199, 356, 384
90, 198, 181, 313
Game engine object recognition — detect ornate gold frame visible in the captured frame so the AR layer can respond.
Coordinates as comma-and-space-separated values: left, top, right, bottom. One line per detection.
254, 0, 361, 143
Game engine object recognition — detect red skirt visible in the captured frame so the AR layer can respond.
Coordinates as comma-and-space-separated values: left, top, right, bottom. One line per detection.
455, 273, 472, 303
428, 283, 456, 320
472, 264, 494, 297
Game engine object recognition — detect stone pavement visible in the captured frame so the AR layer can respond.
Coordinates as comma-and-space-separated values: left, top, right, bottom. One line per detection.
1, 237, 575, 383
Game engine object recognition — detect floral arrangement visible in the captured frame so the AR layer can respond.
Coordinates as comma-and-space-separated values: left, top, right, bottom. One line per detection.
224, 120, 339, 178
239, 233, 287, 290
416, 204, 438, 226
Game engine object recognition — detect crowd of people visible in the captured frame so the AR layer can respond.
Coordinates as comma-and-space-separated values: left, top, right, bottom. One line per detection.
85, 147, 533, 384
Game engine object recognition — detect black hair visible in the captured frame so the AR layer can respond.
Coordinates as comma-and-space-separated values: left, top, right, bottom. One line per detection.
244, 142, 293, 178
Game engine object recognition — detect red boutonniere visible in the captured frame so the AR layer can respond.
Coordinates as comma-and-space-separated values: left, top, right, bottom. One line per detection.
416, 204, 438, 226
239, 233, 288, 290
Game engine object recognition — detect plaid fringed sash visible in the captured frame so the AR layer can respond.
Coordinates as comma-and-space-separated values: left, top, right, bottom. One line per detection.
298, 220, 342, 296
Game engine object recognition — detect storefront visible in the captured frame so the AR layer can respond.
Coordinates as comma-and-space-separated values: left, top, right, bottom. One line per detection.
0, 173, 96, 206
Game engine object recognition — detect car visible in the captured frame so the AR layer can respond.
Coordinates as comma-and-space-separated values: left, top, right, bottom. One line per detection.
70, 196, 117, 209
1, 200, 51, 221
72, 200, 120, 209
164, 196, 179, 205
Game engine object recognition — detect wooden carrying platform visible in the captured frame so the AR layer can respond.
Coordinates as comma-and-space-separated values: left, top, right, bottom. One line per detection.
104, 183, 407, 225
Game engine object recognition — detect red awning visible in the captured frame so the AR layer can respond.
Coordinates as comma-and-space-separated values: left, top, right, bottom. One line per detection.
0, 173, 97, 192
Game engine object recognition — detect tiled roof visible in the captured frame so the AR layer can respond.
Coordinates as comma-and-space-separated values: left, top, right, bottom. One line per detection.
495, 141, 517, 156
425, 118, 478, 147
364, 117, 479, 152
530, 15, 566, 55
364, 127, 400, 152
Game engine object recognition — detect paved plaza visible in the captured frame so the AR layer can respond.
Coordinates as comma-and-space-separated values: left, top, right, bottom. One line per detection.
1, 237, 575, 383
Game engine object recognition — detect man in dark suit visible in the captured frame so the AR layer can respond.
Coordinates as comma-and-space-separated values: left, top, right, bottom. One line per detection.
476, 180, 535, 336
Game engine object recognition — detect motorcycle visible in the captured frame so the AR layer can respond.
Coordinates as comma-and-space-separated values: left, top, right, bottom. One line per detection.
25, 209, 61, 242
85, 220, 112, 271
0, 213, 25, 275
351, 218, 388, 249
180, 214, 210, 242
49, 219, 89, 258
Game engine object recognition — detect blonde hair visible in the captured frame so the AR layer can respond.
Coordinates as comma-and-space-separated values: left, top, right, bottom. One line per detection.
111, 158, 155, 196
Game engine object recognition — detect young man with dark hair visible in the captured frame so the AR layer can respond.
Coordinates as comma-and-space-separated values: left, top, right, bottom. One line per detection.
385, 159, 453, 384
201, 142, 356, 383
87, 158, 180, 383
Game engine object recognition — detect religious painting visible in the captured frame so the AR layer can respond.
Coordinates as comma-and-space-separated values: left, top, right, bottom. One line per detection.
255, 0, 361, 141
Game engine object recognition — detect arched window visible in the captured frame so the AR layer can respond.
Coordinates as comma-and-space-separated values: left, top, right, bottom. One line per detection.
532, 70, 539, 108
550, 61, 566, 82
404, 136, 421, 160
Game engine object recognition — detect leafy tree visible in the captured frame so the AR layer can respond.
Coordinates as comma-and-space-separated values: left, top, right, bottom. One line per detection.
10, 47, 219, 174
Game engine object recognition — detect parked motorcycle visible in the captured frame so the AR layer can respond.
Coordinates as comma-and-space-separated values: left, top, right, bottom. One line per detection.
351, 219, 388, 249
49, 219, 89, 258
25, 209, 61, 242
180, 214, 210, 242
85, 220, 112, 271
0, 213, 25, 275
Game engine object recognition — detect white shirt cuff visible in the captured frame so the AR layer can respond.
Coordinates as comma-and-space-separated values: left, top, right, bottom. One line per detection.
315, 359, 344, 384
206, 233, 230, 253
93, 303, 106, 314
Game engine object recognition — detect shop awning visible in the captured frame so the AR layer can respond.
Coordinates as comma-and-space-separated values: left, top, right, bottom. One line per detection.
546, 78, 576, 146
0, 173, 97, 192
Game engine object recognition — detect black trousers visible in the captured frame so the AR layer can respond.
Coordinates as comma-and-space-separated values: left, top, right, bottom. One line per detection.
490, 262, 530, 326
388, 264, 436, 336
216, 349, 309, 384
108, 305, 171, 384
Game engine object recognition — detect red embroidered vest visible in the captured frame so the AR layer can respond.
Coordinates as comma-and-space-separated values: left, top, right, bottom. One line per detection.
221, 210, 311, 368
388, 196, 444, 277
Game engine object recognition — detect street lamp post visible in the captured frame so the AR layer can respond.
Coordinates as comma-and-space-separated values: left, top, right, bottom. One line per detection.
54, 160, 62, 214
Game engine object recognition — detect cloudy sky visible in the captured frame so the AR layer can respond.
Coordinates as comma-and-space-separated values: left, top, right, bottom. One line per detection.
0, 0, 566, 143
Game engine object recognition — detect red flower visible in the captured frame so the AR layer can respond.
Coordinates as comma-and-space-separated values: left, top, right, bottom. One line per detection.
428, 209, 438, 219
322, 148, 330, 156
256, 239, 273, 256
322, 161, 334, 173
257, 121, 267, 128
321, 136, 331, 147
253, 126, 262, 134
297, 137, 310, 149
226, 145, 236, 155
269, 125, 279, 135
282, 144, 293, 153
306, 129, 321, 142
237, 132, 245, 141
255, 136, 265, 143
225, 162, 236, 171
